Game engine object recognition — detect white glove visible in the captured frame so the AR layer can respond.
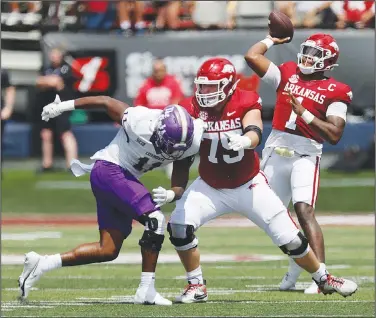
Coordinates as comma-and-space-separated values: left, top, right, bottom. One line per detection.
227, 134, 252, 151
41, 95, 75, 122
152, 186, 175, 208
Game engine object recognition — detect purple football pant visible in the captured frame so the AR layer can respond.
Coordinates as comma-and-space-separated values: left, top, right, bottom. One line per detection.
90, 160, 157, 237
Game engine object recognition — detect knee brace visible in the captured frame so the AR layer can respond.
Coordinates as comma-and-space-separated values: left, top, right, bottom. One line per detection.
279, 232, 310, 258
138, 211, 165, 252
167, 223, 198, 251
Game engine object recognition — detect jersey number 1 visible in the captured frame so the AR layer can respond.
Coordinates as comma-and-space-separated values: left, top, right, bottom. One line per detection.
285, 97, 304, 130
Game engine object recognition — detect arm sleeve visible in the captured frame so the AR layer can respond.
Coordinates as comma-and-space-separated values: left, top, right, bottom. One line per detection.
326, 101, 347, 121
261, 62, 282, 91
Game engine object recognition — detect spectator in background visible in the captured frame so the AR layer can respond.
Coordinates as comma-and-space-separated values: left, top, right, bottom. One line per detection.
275, 1, 335, 28
1, 70, 16, 161
134, 58, 183, 109
117, 1, 146, 35
6, 1, 40, 26
154, 1, 181, 31
331, 0, 375, 29
35, 47, 78, 173
83, 1, 116, 31
134, 58, 183, 178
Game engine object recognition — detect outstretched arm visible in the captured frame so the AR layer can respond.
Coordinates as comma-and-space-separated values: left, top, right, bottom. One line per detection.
42, 95, 130, 124
244, 36, 290, 78
74, 96, 129, 123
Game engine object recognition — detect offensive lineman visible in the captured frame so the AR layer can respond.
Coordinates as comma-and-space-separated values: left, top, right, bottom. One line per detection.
245, 33, 352, 293
18, 95, 206, 305
151, 57, 357, 303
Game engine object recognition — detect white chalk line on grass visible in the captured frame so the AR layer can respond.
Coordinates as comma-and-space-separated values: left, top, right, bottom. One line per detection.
1, 253, 286, 266
3, 275, 374, 283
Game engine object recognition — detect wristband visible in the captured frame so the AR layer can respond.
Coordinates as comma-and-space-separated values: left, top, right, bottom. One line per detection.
260, 38, 274, 50
301, 110, 315, 124
59, 100, 75, 112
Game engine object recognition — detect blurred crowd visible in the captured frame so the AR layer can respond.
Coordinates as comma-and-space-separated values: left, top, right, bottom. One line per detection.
1, 1, 375, 34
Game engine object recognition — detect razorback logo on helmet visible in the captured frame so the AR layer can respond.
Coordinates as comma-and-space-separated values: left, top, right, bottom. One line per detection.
329, 41, 339, 52
347, 91, 353, 100
222, 64, 235, 73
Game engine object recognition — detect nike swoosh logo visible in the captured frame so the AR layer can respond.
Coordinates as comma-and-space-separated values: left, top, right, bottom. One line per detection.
317, 87, 327, 91
194, 293, 207, 300
227, 111, 236, 116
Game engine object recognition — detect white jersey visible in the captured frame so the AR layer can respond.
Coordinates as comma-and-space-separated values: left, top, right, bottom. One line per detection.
89, 106, 205, 179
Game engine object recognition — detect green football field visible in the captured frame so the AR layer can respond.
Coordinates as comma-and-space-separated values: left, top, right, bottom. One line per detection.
1, 168, 374, 317
1, 224, 374, 317
2, 169, 374, 214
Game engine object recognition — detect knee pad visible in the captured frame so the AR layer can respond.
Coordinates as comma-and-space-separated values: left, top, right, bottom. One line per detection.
138, 230, 165, 252
167, 223, 198, 251
138, 211, 166, 252
279, 232, 310, 258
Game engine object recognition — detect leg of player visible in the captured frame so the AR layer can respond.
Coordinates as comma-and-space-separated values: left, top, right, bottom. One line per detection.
294, 201, 325, 294
280, 234, 357, 297
287, 156, 325, 294
168, 223, 207, 304
240, 172, 358, 298
18, 228, 126, 300
18, 160, 171, 305
134, 210, 172, 305
166, 177, 228, 304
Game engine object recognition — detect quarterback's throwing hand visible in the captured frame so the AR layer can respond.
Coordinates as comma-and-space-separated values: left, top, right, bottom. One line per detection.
227, 134, 252, 151
41, 95, 63, 122
152, 186, 175, 208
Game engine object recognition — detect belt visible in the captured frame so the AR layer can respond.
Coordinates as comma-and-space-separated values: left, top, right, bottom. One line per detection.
274, 147, 309, 158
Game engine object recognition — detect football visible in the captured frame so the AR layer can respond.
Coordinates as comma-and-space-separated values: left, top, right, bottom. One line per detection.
268, 11, 294, 42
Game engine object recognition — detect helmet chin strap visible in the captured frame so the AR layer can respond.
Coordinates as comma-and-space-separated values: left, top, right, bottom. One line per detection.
298, 65, 315, 75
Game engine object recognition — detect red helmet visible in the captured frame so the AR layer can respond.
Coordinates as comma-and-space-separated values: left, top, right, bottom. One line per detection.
194, 57, 239, 108
297, 33, 339, 75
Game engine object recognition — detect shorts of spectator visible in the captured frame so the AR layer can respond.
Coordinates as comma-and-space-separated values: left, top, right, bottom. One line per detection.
83, 1, 116, 31
117, 1, 146, 34
153, 0, 181, 30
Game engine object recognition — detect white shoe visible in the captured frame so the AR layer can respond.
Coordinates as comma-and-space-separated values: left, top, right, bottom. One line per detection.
304, 281, 321, 294
175, 280, 208, 304
315, 274, 358, 297
18, 251, 44, 299
279, 258, 303, 291
134, 285, 172, 306
22, 12, 40, 25
6, 11, 22, 26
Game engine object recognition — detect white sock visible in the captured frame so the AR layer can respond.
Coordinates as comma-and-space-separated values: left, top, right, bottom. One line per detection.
288, 257, 303, 280
135, 21, 145, 29
139, 272, 155, 287
120, 20, 131, 30
187, 266, 204, 285
41, 254, 62, 273
311, 263, 328, 282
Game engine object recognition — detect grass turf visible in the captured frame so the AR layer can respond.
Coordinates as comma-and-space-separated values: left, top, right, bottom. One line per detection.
1, 225, 374, 317
2, 169, 374, 214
